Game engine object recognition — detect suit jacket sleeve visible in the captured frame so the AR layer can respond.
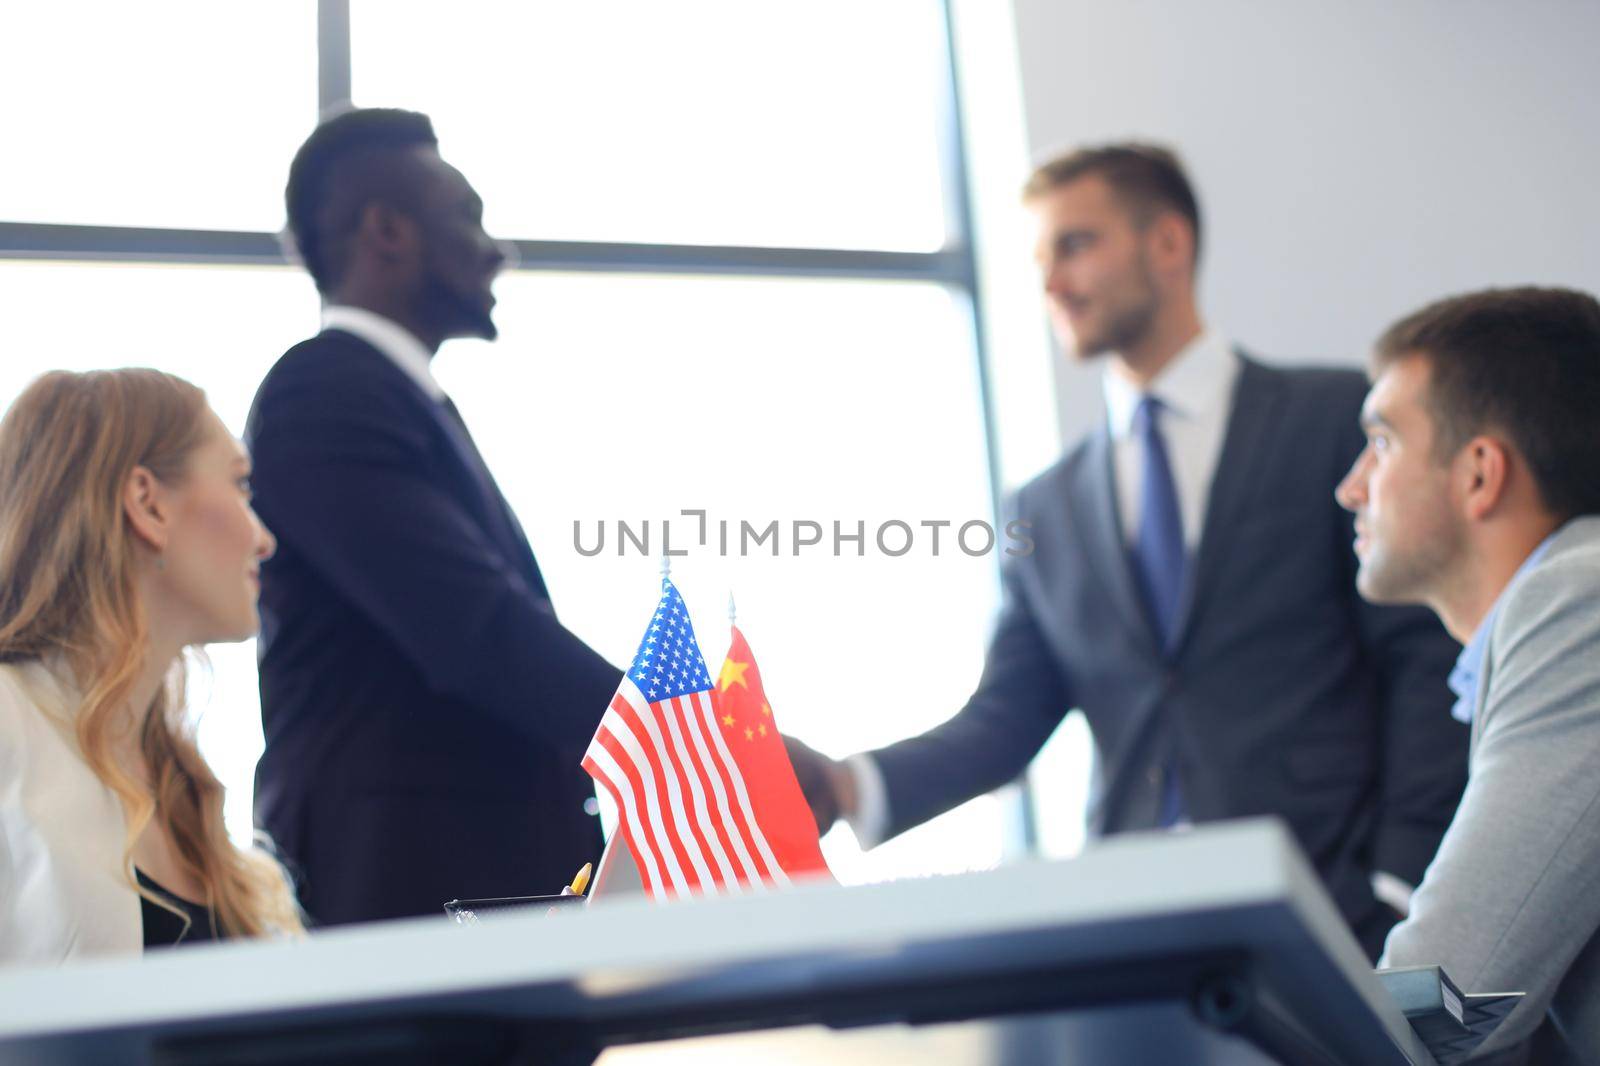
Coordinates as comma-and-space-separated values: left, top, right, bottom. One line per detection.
249, 347, 620, 751
1381, 554, 1600, 1054
869, 503, 1072, 840
1335, 411, 1468, 887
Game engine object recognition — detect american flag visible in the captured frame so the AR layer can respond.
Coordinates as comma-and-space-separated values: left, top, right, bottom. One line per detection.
582, 579, 792, 899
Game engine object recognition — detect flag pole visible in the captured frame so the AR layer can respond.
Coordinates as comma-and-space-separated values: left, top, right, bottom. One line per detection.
659, 552, 671, 581
728, 590, 737, 628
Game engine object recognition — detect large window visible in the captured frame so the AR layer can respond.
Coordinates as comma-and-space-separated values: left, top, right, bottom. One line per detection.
350, 0, 951, 252
443, 273, 1003, 882
2, 3, 318, 232
1, 1, 1063, 886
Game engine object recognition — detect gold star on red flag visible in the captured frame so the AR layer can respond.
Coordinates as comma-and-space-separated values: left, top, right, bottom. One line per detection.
694, 622, 833, 885
718, 659, 751, 693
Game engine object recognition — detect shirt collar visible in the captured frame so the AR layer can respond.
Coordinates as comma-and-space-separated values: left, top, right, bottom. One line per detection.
320, 305, 446, 402
1102, 330, 1237, 438
1448, 529, 1563, 724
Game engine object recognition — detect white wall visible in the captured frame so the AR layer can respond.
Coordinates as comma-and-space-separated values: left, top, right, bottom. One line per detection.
1008, 0, 1600, 436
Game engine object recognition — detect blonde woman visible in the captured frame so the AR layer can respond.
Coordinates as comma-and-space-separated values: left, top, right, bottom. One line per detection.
0, 369, 303, 964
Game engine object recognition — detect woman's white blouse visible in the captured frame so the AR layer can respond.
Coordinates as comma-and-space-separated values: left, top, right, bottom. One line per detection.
0, 660, 141, 966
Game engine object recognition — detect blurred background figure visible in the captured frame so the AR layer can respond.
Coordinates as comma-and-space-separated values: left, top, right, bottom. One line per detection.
0, 369, 301, 965
787, 144, 1468, 960
247, 108, 621, 926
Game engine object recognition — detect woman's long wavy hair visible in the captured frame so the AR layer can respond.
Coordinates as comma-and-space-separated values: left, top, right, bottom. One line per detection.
0, 369, 302, 937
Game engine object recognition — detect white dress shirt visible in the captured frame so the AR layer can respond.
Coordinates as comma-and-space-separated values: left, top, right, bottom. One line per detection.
321, 305, 446, 402
1102, 330, 1239, 549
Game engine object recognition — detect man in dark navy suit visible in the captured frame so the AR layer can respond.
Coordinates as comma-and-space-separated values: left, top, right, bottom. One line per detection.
247, 108, 620, 926
788, 144, 1468, 959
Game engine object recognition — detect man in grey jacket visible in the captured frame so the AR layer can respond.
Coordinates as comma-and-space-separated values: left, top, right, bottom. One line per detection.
1337, 286, 1600, 1063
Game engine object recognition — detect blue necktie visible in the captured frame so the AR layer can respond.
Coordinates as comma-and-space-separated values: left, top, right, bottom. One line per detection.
1129, 396, 1187, 825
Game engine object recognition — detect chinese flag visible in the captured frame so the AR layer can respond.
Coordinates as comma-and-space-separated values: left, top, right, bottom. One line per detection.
712, 626, 832, 882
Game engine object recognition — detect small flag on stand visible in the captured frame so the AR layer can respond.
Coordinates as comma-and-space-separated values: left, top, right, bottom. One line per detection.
712, 624, 831, 880
582, 578, 830, 900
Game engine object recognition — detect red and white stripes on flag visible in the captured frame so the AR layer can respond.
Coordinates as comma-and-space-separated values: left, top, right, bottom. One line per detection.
584, 678, 789, 899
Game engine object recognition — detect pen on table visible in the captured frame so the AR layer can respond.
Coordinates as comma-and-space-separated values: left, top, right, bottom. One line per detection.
561, 862, 593, 897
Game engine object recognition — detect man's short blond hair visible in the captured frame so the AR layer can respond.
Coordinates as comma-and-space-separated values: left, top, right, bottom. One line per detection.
1023, 142, 1202, 262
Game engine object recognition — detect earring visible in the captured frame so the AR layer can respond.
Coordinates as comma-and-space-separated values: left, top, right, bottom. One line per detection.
155, 555, 166, 572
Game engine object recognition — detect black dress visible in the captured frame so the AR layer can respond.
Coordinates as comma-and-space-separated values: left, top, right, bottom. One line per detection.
137, 868, 221, 948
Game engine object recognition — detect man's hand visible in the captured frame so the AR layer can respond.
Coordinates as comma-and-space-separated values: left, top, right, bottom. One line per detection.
783, 734, 857, 836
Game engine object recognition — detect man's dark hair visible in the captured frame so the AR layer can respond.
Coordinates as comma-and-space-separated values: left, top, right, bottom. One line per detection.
1374, 286, 1600, 519
1022, 142, 1202, 263
284, 108, 438, 293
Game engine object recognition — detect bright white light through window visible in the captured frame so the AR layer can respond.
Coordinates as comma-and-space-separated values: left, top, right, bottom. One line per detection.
0, 3, 317, 232
350, 0, 950, 252
437, 272, 1006, 883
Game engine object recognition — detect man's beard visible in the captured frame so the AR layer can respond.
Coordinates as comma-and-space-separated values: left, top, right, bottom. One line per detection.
1074, 260, 1160, 359
1080, 294, 1158, 358
419, 276, 498, 342
1357, 511, 1463, 607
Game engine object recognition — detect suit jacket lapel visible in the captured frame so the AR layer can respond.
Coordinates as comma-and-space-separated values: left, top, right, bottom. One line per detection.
1068, 426, 1160, 655
430, 401, 551, 601
1169, 354, 1287, 655
326, 331, 551, 601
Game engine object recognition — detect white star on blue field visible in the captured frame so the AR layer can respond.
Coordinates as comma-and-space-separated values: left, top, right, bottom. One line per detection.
628, 578, 712, 701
